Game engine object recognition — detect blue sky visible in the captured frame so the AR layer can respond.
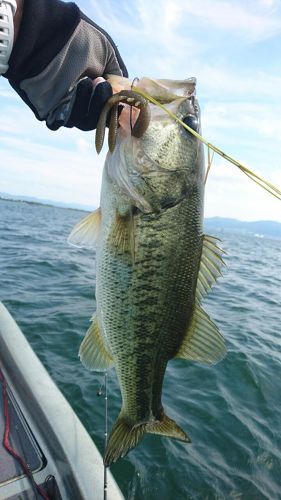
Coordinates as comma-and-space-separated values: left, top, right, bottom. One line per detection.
1, 0, 281, 221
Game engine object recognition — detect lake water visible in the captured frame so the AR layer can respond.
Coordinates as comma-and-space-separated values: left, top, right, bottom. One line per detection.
1, 198, 281, 499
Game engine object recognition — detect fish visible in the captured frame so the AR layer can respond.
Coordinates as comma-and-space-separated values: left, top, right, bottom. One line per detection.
68, 76, 226, 467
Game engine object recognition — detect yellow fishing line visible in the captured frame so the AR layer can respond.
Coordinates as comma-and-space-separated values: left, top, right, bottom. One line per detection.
133, 86, 281, 201
205, 147, 214, 185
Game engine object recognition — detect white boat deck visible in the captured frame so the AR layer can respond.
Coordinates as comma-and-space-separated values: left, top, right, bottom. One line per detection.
0, 302, 124, 500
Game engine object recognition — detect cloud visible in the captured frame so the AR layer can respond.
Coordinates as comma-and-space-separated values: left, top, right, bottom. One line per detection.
87, 0, 281, 63
0, 88, 17, 98
87, 0, 281, 42
257, 0, 278, 8
181, 0, 281, 42
197, 64, 281, 100
85, 0, 281, 93
1, 0, 281, 222
204, 160, 281, 222
0, 96, 106, 208
0, 133, 105, 206
86, 0, 202, 77
202, 100, 281, 142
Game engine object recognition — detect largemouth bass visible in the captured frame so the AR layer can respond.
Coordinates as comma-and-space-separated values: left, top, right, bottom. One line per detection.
69, 77, 226, 466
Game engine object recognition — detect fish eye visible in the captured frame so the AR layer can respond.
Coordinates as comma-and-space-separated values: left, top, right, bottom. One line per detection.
182, 114, 199, 132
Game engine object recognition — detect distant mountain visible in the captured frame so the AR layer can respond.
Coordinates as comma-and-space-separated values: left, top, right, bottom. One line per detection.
1, 193, 281, 238
205, 217, 281, 238
0, 192, 93, 212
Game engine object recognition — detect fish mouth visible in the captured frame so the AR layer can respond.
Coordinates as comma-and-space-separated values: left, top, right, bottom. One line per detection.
95, 90, 151, 154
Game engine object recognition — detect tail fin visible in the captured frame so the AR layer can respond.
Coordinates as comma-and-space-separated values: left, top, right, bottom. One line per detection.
146, 414, 191, 442
104, 413, 191, 467
104, 416, 146, 467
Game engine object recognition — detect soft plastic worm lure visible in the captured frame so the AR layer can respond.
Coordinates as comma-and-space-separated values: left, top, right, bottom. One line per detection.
95, 90, 151, 154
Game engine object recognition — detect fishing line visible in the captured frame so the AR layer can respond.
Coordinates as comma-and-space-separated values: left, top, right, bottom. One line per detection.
97, 371, 108, 500
205, 147, 214, 185
130, 78, 140, 134
133, 86, 281, 201
104, 371, 108, 500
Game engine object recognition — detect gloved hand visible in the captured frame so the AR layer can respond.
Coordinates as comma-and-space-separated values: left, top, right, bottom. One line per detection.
62, 15, 128, 131
64, 77, 114, 132
4, 0, 128, 131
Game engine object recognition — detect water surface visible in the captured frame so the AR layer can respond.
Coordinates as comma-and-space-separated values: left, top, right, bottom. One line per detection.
1, 199, 281, 499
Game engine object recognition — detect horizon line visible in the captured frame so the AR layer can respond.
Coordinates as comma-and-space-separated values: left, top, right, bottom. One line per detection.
1, 192, 281, 225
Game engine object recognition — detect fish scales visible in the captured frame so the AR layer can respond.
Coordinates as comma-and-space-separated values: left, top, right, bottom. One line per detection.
69, 76, 226, 466
99, 162, 202, 408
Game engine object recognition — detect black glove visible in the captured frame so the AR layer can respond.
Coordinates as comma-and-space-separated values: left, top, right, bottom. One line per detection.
60, 78, 113, 131
5, 0, 128, 131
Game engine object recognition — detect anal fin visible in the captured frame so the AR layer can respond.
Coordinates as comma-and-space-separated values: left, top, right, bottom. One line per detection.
79, 313, 114, 371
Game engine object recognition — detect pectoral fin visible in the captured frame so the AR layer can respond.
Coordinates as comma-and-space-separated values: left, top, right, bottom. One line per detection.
108, 210, 135, 257
79, 313, 114, 371
175, 305, 226, 365
67, 208, 101, 248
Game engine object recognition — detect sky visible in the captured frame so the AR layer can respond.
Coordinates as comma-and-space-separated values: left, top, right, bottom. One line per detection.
1, 0, 281, 221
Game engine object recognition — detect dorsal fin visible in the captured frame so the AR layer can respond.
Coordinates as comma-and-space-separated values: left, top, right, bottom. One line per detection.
175, 234, 226, 365
196, 235, 225, 303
